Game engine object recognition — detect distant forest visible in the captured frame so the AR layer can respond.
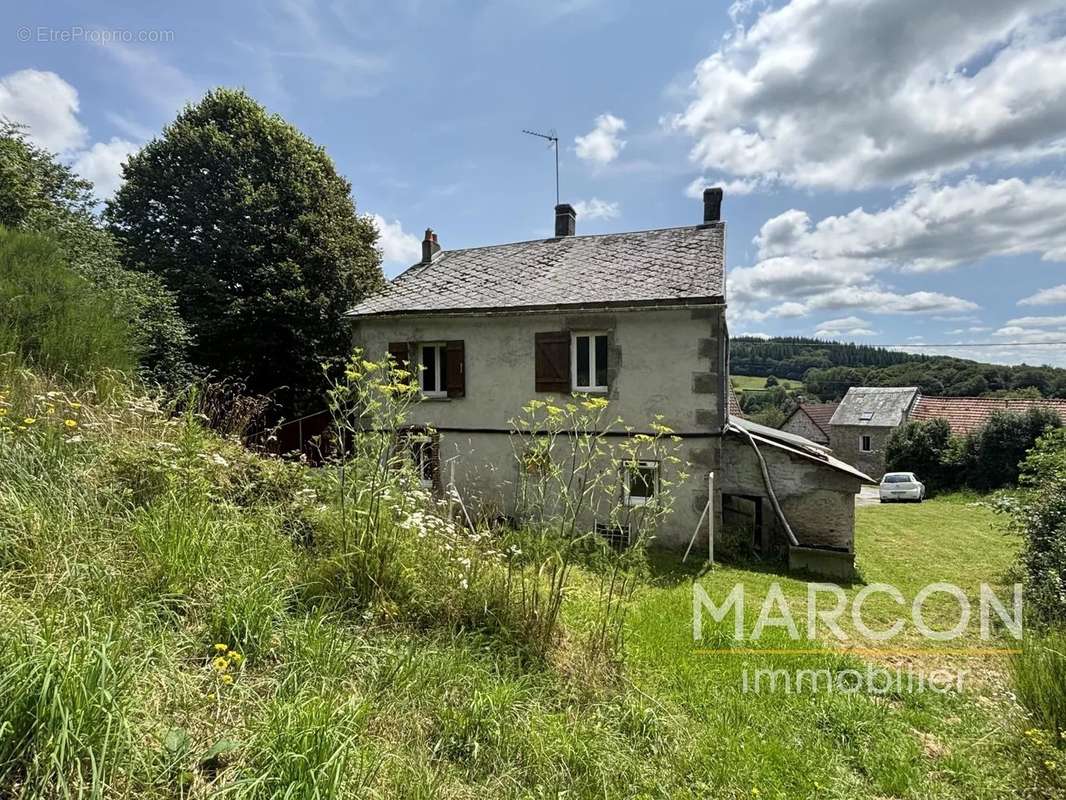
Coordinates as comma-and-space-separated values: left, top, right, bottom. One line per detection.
731, 336, 1066, 401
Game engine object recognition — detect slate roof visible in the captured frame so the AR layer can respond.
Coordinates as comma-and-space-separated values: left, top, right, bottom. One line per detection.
912, 396, 1066, 435
829, 387, 920, 427
348, 223, 725, 317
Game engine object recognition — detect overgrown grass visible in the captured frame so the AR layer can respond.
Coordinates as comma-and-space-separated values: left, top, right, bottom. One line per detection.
0, 366, 1058, 797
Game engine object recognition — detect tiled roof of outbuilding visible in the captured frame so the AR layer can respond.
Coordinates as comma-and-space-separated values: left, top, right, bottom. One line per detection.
912, 396, 1066, 435
784, 402, 839, 437
348, 223, 725, 317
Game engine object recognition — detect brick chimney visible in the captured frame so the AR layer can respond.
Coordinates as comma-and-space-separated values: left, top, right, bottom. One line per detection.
421, 228, 440, 263
554, 203, 576, 237
703, 187, 723, 223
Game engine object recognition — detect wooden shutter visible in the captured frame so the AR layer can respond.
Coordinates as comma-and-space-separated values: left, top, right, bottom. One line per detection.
446, 340, 465, 398
535, 331, 570, 393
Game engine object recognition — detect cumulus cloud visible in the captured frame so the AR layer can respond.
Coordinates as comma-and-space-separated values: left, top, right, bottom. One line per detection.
368, 214, 421, 267
729, 174, 1066, 323
1019, 284, 1066, 306
0, 69, 87, 153
71, 138, 138, 198
814, 316, 878, 337
671, 0, 1066, 189
574, 113, 626, 165
573, 198, 620, 221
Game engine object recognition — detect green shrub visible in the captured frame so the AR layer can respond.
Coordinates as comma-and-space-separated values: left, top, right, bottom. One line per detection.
885, 418, 957, 494
965, 408, 1062, 490
1011, 630, 1066, 747
0, 227, 137, 384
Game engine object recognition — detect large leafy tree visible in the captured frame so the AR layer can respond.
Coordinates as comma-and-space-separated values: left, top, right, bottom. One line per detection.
106, 89, 383, 413
0, 122, 192, 385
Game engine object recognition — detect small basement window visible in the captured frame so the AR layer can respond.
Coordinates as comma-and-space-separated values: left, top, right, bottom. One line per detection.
595, 521, 630, 549
410, 435, 437, 488
417, 343, 448, 397
859, 435, 872, 452
623, 460, 659, 506
572, 332, 608, 392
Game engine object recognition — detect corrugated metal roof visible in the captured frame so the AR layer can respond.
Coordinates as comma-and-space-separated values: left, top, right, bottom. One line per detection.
727, 416, 873, 482
829, 387, 919, 427
348, 223, 725, 317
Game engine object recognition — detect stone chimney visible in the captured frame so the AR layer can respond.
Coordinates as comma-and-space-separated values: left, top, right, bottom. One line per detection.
554, 203, 576, 237
421, 228, 440, 263
703, 187, 723, 223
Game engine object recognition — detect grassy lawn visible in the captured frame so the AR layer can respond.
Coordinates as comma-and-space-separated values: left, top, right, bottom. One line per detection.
730, 374, 803, 393
595, 494, 1039, 798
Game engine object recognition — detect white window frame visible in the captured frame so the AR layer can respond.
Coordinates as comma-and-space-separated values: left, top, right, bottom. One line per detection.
859, 435, 872, 452
410, 434, 435, 488
623, 460, 659, 507
571, 331, 609, 393
416, 342, 447, 398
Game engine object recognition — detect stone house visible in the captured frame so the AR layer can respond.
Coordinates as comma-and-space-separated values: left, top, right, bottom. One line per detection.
780, 402, 838, 446
828, 387, 920, 479
347, 190, 868, 572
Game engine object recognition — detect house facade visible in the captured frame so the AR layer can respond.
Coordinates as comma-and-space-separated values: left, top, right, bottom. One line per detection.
348, 191, 868, 565
828, 387, 921, 478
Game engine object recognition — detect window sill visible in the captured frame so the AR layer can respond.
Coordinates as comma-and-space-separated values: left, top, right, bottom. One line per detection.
421, 393, 450, 401
625, 497, 654, 508
573, 386, 609, 394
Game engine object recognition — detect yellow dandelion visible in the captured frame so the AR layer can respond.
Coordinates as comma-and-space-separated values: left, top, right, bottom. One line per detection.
213, 643, 228, 652
212, 657, 229, 671
64, 419, 78, 429
0, 409, 7, 417
23, 417, 35, 425
1046, 760, 1057, 770
220, 674, 234, 685
228, 651, 243, 663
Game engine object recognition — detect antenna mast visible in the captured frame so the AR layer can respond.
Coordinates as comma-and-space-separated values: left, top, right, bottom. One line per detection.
522, 128, 560, 205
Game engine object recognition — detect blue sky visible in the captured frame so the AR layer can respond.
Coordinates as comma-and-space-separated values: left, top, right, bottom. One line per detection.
3, 0, 1066, 366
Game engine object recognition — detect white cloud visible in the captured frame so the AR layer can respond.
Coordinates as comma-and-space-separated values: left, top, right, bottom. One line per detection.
0, 69, 87, 153
574, 113, 626, 165
573, 198, 620, 221
813, 316, 878, 337
71, 138, 138, 198
671, 1, 1066, 189
368, 214, 421, 266
1019, 284, 1066, 306
684, 175, 765, 198
1006, 315, 1066, 328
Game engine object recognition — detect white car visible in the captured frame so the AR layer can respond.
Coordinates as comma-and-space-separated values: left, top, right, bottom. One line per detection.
879, 472, 926, 503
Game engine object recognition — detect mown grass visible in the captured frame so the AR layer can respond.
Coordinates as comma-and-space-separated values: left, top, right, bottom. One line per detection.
0, 370, 1059, 798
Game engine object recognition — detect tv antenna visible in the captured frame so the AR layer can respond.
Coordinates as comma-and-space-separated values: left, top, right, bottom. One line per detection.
522, 128, 560, 205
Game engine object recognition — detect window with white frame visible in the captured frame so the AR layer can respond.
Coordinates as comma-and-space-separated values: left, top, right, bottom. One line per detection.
859, 435, 872, 452
417, 343, 448, 397
410, 435, 436, 488
572, 332, 608, 392
623, 460, 659, 506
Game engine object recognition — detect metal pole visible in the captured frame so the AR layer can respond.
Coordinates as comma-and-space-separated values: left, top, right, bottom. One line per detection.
708, 471, 715, 564
554, 139, 560, 205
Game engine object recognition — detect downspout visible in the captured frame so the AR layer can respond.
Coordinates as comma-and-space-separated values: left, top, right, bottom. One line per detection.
729, 420, 800, 548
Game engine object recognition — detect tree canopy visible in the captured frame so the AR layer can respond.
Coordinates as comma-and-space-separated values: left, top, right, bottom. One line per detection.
107, 88, 383, 413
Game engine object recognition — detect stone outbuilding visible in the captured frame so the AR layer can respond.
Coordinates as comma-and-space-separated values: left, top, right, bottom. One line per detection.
780, 402, 838, 446
828, 387, 920, 479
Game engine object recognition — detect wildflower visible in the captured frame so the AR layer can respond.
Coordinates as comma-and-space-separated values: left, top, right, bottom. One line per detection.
69, 402, 81, 409
64, 419, 78, 429
228, 651, 243, 664
213, 643, 229, 652
1046, 761, 1056, 770
0, 409, 7, 417
213, 657, 229, 671
220, 674, 234, 685
23, 417, 35, 425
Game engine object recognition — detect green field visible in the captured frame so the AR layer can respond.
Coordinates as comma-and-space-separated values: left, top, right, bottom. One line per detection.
730, 374, 803, 393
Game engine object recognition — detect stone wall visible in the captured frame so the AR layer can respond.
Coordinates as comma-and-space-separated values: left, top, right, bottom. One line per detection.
829, 423, 892, 479
720, 435, 860, 551
781, 410, 829, 445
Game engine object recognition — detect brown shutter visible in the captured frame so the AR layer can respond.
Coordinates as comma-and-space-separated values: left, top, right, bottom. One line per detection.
535, 331, 570, 393
446, 340, 465, 397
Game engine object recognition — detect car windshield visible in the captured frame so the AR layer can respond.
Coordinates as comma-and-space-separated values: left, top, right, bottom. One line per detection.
882, 474, 913, 483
